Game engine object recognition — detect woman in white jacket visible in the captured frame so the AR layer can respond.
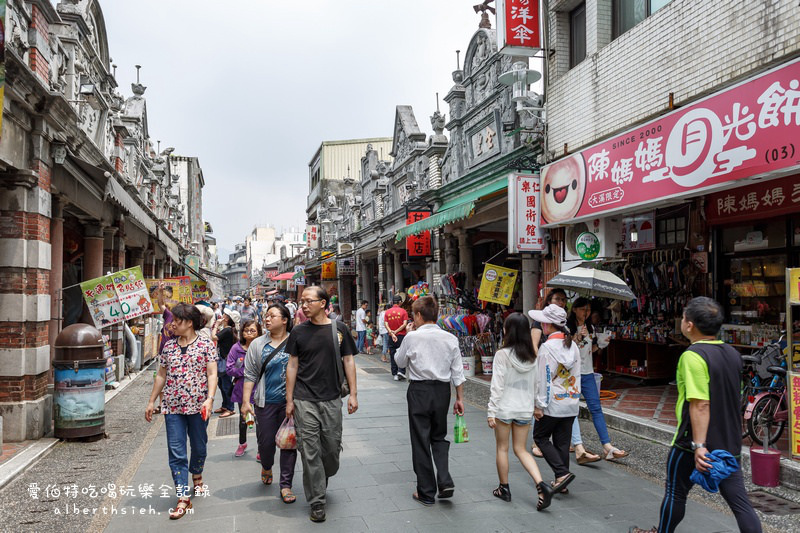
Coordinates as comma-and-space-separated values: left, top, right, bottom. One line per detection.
487, 313, 556, 511
531, 304, 581, 496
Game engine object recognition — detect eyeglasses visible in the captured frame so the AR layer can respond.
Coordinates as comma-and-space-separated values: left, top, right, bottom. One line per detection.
243, 328, 259, 334
300, 299, 322, 305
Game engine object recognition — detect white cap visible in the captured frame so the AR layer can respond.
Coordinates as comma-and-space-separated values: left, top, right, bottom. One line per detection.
528, 303, 567, 326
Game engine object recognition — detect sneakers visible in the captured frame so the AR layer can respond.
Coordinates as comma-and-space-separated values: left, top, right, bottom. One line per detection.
397, 372, 406, 381
310, 503, 326, 522
235, 443, 247, 457
393, 375, 400, 381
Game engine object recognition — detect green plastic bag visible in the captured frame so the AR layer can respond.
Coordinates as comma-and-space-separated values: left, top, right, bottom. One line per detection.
454, 414, 469, 443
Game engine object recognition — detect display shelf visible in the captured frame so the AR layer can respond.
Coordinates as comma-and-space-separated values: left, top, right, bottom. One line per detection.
606, 338, 683, 380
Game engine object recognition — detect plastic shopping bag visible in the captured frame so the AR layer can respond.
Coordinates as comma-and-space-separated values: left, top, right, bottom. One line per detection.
454, 414, 469, 444
275, 417, 297, 449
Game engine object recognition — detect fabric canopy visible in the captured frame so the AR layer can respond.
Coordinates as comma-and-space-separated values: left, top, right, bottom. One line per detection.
271, 272, 295, 281
104, 176, 158, 234
395, 177, 508, 241
264, 289, 279, 296
395, 202, 475, 241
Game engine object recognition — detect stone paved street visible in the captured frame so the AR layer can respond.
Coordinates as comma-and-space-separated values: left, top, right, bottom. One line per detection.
98, 355, 745, 533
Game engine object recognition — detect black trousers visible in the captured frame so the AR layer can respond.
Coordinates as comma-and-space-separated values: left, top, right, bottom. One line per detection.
532, 414, 575, 478
407, 380, 453, 502
389, 335, 406, 376
658, 447, 761, 533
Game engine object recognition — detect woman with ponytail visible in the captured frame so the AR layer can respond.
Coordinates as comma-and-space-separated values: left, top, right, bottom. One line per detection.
529, 304, 581, 496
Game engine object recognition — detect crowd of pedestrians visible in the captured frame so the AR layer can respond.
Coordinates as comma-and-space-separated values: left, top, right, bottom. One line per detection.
142, 285, 762, 531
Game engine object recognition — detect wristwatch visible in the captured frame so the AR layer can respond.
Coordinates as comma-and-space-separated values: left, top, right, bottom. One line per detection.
691, 441, 706, 451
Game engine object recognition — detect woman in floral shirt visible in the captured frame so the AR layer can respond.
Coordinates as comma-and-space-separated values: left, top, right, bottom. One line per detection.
145, 303, 218, 520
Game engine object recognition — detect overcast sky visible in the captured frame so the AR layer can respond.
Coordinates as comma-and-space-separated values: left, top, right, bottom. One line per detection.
102, 1, 484, 262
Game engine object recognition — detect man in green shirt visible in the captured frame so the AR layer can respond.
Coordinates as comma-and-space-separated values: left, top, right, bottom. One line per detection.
630, 297, 761, 533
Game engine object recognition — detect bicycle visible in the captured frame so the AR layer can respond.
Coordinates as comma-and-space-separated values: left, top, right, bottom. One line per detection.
744, 364, 788, 445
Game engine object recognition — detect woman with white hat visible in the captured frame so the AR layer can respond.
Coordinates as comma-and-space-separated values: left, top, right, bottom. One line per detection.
530, 303, 581, 495
212, 308, 238, 418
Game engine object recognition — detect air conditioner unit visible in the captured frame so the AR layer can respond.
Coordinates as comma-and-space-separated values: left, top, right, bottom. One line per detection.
337, 242, 354, 255
563, 217, 621, 263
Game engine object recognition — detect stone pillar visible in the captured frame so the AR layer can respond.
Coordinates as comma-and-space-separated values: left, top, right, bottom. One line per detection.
361, 258, 373, 312
521, 254, 539, 317
48, 198, 64, 370
0, 167, 54, 441
83, 224, 105, 281
393, 252, 404, 294
129, 247, 145, 270
444, 236, 458, 274
377, 249, 386, 304
355, 254, 363, 304
456, 230, 474, 290
386, 253, 395, 295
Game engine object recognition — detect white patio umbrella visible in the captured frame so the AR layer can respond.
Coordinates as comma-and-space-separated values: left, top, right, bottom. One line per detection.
547, 267, 635, 301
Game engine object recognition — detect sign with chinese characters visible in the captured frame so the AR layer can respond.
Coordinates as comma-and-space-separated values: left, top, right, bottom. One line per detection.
706, 173, 800, 224
406, 210, 432, 257
478, 263, 519, 305
508, 173, 546, 253
191, 281, 210, 303
496, 0, 541, 56
790, 372, 800, 458
306, 224, 319, 249
185, 255, 201, 280
470, 124, 500, 163
321, 261, 337, 280
338, 257, 356, 276
540, 57, 800, 226
621, 211, 656, 252
82, 267, 152, 329
293, 265, 306, 286
576, 232, 600, 260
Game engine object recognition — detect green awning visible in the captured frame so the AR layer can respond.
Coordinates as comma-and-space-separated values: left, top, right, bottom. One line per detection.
395, 202, 475, 241
438, 177, 508, 210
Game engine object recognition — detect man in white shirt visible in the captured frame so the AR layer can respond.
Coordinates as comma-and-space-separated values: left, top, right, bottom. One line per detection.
395, 296, 465, 506
355, 301, 368, 354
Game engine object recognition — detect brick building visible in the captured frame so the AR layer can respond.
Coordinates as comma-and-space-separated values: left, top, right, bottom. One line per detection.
0, 0, 203, 443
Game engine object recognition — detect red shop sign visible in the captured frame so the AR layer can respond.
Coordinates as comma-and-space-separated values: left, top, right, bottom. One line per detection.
406, 211, 431, 257
540, 57, 800, 226
706, 173, 800, 225
497, 0, 541, 55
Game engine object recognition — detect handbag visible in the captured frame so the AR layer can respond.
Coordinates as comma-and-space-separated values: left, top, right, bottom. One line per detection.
331, 320, 350, 398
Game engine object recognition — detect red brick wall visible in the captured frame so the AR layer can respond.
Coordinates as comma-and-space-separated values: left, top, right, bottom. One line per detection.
0, 372, 49, 402
0, 322, 48, 348
28, 49, 50, 85
0, 269, 50, 295
32, 161, 52, 191
30, 5, 50, 40
0, 211, 51, 242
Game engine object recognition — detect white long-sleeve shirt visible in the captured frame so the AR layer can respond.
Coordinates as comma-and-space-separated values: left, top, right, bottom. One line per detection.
394, 324, 466, 387
487, 347, 538, 420
535, 334, 581, 418
378, 311, 387, 334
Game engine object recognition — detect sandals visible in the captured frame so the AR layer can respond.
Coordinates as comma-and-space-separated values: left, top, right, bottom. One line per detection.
192, 474, 205, 496
531, 446, 543, 458
381, 356, 388, 363
604, 447, 629, 461
492, 484, 511, 502
218, 409, 235, 418
576, 450, 602, 465
280, 488, 296, 504
261, 469, 273, 485
169, 498, 192, 520
537, 481, 555, 511
552, 473, 575, 494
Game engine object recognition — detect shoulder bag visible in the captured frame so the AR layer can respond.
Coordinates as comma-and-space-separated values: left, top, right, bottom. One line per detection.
254, 337, 290, 388
331, 320, 350, 397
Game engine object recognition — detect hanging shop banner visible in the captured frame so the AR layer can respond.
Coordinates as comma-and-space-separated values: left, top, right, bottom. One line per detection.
540, 57, 800, 227
406, 210, 432, 257
790, 372, 800, 458
293, 265, 306, 286
185, 255, 201, 280
790, 268, 800, 305
321, 261, 337, 280
621, 211, 656, 252
338, 256, 356, 276
478, 263, 518, 306
176, 276, 192, 304
306, 224, 319, 249
146, 279, 180, 313
191, 281, 210, 303
496, 0, 541, 56
81, 267, 152, 328
706, 173, 800, 225
508, 173, 546, 253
